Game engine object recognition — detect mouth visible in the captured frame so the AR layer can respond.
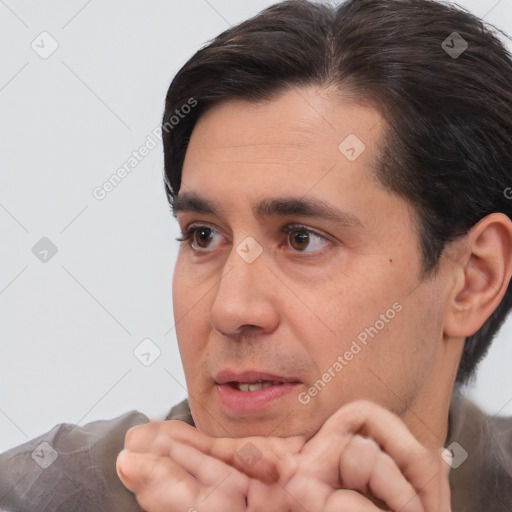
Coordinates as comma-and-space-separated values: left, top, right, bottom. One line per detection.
214, 370, 302, 413
229, 380, 288, 392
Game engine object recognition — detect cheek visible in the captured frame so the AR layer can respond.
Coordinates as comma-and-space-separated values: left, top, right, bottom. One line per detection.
330, 284, 444, 411
173, 253, 210, 316
295, 263, 430, 399
294, 270, 393, 360
172, 256, 211, 356
172, 251, 194, 301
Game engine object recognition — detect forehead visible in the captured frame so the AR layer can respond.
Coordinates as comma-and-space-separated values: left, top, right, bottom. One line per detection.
182, 87, 384, 191
180, 88, 396, 226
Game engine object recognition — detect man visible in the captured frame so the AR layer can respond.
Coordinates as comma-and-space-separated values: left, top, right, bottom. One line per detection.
1, 0, 512, 510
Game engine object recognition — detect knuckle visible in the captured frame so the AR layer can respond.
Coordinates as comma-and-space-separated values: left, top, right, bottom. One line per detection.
346, 399, 377, 412
124, 424, 147, 449
422, 449, 439, 470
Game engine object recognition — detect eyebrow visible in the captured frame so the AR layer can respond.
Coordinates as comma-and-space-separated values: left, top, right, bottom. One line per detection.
172, 192, 362, 227
172, 193, 219, 217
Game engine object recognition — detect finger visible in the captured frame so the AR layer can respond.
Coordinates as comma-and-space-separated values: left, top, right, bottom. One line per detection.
143, 420, 305, 483
438, 448, 452, 512
117, 449, 251, 512
116, 451, 199, 512
201, 435, 304, 483
339, 435, 423, 512
116, 449, 194, 494
323, 489, 389, 512
124, 420, 233, 469
124, 420, 211, 458
124, 421, 166, 453
168, 440, 250, 493
117, 449, 203, 512
244, 478, 299, 512
301, 400, 441, 511
126, 419, 293, 485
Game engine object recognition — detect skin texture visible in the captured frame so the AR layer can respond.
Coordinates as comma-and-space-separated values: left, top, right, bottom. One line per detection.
117, 86, 512, 511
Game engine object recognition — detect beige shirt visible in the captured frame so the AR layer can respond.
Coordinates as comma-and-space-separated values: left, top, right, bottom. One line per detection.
0, 393, 510, 511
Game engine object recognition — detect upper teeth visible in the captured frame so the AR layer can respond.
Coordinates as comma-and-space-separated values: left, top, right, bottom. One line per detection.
236, 381, 276, 392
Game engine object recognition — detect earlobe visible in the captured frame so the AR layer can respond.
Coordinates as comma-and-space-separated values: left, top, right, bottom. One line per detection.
444, 213, 512, 339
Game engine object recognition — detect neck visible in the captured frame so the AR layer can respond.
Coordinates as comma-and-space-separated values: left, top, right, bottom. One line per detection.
401, 338, 463, 451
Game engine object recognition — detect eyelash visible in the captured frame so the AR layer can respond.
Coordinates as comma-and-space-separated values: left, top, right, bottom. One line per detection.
176, 223, 331, 252
175, 225, 210, 245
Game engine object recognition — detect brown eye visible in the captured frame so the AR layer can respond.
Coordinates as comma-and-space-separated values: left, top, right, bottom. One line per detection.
285, 226, 330, 253
289, 230, 310, 251
193, 227, 214, 249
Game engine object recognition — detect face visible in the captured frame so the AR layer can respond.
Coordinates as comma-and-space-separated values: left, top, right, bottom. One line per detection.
172, 86, 451, 440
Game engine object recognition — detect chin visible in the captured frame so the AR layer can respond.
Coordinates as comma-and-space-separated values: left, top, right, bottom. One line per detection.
201, 415, 316, 440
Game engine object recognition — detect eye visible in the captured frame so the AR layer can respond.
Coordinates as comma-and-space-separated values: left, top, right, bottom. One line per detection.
176, 225, 222, 250
284, 225, 330, 253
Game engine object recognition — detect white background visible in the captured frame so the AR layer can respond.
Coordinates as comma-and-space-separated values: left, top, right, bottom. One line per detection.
1, 0, 512, 453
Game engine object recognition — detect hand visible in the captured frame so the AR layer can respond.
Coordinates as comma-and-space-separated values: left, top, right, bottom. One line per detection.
116, 421, 251, 512
283, 400, 452, 512
117, 400, 452, 512
164, 400, 452, 512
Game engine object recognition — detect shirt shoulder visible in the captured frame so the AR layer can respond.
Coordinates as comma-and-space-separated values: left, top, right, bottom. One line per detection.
0, 410, 149, 512
448, 392, 512, 512
164, 398, 194, 425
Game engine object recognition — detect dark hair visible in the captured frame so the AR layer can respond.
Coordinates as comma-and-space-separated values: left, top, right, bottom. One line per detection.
162, 0, 512, 385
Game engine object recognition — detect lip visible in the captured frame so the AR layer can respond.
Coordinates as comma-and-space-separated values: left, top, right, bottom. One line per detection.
214, 369, 302, 414
214, 369, 300, 385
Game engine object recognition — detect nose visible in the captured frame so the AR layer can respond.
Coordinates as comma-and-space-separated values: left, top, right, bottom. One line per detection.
209, 244, 280, 339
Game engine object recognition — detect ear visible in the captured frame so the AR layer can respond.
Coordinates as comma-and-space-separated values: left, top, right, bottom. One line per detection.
444, 213, 512, 338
